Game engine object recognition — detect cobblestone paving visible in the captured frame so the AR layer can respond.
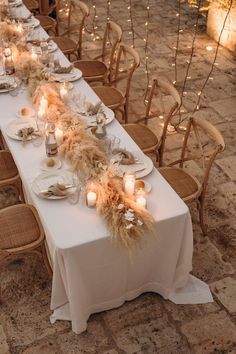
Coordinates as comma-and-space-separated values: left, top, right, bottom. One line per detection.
0, 0, 236, 353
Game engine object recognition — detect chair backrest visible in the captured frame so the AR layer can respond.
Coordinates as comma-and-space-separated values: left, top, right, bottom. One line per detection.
56, 0, 74, 30
179, 117, 225, 191
142, 78, 181, 166
110, 43, 140, 99
101, 21, 122, 72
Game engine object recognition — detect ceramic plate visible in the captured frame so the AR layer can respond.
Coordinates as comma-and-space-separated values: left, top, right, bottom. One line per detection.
118, 150, 153, 179
82, 105, 115, 127
9, 0, 22, 6
0, 76, 18, 93
50, 68, 82, 83
6, 118, 37, 141
40, 157, 62, 171
22, 17, 40, 28
32, 40, 58, 54
32, 170, 73, 199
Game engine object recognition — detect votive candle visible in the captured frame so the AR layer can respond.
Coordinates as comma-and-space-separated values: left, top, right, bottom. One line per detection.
123, 172, 136, 196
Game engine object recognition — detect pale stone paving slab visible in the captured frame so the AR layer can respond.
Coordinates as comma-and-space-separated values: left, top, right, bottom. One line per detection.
0, 325, 10, 354
211, 277, 236, 314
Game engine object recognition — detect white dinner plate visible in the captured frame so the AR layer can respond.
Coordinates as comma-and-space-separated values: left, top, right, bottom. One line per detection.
82, 105, 115, 127
40, 157, 62, 171
22, 17, 40, 28
0, 76, 18, 93
50, 68, 82, 83
32, 170, 73, 199
6, 118, 37, 141
118, 150, 153, 179
32, 40, 58, 54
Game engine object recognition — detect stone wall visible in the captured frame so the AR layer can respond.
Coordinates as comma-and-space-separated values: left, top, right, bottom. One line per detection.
207, 3, 236, 55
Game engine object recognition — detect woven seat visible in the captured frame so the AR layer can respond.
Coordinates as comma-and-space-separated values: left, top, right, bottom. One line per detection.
51, 36, 76, 52
123, 123, 159, 153
93, 44, 140, 122
73, 21, 122, 84
0, 151, 24, 202
159, 167, 200, 200
0, 205, 52, 296
158, 117, 225, 236
0, 151, 18, 181
0, 205, 40, 249
23, 0, 39, 11
93, 86, 123, 108
35, 15, 56, 34
74, 60, 107, 80
49, 1, 89, 60
123, 78, 181, 165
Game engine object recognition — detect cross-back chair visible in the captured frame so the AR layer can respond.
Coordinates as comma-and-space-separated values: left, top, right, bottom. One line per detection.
158, 117, 225, 236
35, 0, 59, 35
123, 78, 181, 166
0, 150, 25, 202
50, 0, 89, 60
0, 204, 52, 299
93, 43, 140, 122
73, 20, 122, 84
23, 0, 39, 13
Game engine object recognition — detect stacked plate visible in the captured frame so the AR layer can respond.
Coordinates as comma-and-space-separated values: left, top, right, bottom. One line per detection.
0, 76, 18, 93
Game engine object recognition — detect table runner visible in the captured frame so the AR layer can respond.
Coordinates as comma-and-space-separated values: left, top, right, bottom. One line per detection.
0, 4, 213, 333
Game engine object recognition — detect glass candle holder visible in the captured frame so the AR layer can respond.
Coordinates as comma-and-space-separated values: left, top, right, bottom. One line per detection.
135, 189, 147, 208
123, 171, 136, 196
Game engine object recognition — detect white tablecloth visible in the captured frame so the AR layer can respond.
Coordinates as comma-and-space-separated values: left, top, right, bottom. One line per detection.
0, 4, 213, 334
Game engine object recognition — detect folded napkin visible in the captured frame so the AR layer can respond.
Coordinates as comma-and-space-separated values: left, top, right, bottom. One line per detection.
39, 183, 69, 198
85, 101, 102, 116
53, 60, 73, 74
112, 148, 135, 165
17, 127, 40, 142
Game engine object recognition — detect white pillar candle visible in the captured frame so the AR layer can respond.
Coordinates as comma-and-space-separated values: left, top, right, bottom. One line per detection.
40, 96, 48, 111
55, 128, 64, 145
123, 172, 136, 196
136, 195, 147, 208
86, 191, 97, 207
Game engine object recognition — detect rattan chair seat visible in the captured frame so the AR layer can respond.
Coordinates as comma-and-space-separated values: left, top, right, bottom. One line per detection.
0, 151, 18, 181
23, 0, 38, 11
35, 15, 56, 30
159, 167, 200, 200
93, 86, 123, 108
51, 36, 76, 53
74, 60, 107, 78
0, 206, 40, 250
123, 123, 159, 152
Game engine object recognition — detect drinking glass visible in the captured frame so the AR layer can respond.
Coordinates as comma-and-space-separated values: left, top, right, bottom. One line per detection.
68, 172, 81, 204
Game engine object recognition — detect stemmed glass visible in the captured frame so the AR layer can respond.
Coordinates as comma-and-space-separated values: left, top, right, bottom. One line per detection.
31, 116, 45, 147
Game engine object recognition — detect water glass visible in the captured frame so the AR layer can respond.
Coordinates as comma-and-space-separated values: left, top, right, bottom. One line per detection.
68, 173, 81, 204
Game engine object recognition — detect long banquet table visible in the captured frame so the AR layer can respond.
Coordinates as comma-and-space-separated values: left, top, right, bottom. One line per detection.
0, 3, 213, 333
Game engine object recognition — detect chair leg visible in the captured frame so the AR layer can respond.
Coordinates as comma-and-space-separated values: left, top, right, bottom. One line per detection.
40, 243, 53, 278
124, 101, 129, 124
198, 195, 207, 236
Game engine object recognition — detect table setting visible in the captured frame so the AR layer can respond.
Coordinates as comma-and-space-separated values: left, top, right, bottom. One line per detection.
0, 0, 213, 334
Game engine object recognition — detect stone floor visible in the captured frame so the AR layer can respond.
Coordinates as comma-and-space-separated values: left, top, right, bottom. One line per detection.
1, 0, 236, 353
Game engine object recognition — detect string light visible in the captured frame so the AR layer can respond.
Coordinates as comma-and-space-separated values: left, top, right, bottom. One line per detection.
85, 0, 100, 42
173, 0, 181, 84
107, 0, 111, 22
127, 0, 135, 47
144, 0, 150, 104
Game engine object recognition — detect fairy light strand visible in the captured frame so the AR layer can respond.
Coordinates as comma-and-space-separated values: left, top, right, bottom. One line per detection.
144, 0, 151, 104
193, 0, 233, 113
173, 0, 181, 85
127, 0, 135, 47
107, 0, 111, 22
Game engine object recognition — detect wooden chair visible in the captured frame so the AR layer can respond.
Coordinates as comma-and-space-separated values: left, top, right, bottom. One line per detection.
158, 117, 225, 236
73, 21, 122, 84
50, 0, 89, 60
123, 78, 181, 166
35, 0, 58, 35
93, 43, 140, 123
0, 150, 25, 202
23, 0, 39, 13
0, 204, 52, 298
